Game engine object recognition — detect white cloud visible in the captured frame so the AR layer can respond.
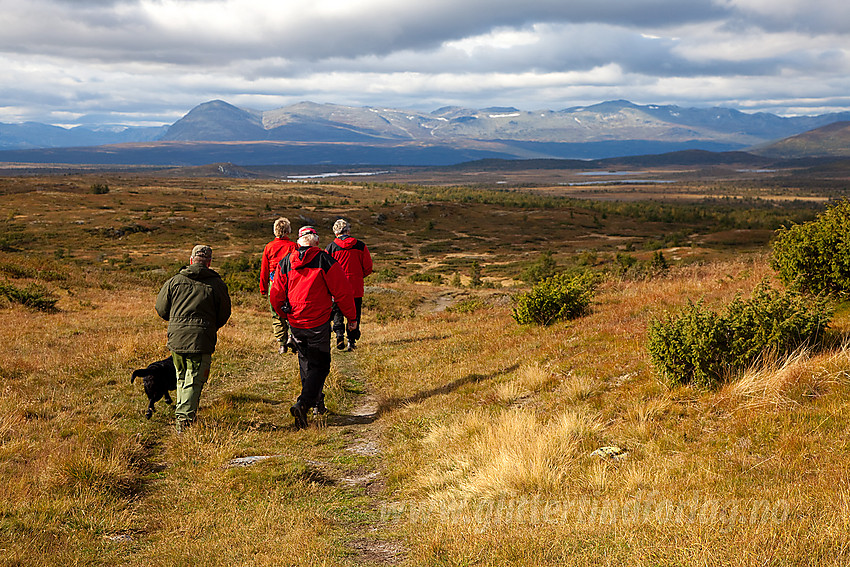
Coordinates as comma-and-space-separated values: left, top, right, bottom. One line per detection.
1, 0, 850, 124
445, 27, 542, 54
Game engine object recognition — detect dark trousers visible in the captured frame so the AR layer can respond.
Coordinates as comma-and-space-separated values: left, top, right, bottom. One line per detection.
290, 322, 331, 409
331, 296, 363, 342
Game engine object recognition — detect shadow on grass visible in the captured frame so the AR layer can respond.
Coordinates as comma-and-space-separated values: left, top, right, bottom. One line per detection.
325, 413, 379, 426
219, 361, 519, 430
220, 392, 287, 406
378, 363, 521, 413
372, 333, 452, 347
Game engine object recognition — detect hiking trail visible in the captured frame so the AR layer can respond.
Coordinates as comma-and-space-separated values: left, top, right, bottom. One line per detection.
329, 348, 407, 566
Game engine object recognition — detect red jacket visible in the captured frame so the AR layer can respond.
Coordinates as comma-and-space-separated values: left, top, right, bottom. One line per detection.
269, 246, 356, 329
325, 236, 373, 298
260, 237, 296, 295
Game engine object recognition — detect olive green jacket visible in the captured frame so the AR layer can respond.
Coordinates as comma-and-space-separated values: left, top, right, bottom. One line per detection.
155, 264, 231, 354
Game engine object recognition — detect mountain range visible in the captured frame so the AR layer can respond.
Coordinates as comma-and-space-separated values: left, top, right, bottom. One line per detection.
2, 99, 850, 166
0, 122, 168, 150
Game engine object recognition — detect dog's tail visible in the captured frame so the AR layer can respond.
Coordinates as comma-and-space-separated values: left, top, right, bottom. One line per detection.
131, 369, 143, 384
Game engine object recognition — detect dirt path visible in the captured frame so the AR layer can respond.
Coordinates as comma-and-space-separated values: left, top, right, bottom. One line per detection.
330, 350, 407, 566
222, 342, 408, 565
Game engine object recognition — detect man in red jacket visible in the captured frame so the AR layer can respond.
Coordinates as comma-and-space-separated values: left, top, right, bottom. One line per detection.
270, 226, 357, 429
325, 218, 373, 351
260, 217, 297, 354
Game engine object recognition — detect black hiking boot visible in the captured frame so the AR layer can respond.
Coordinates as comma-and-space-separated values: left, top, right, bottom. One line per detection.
336, 335, 346, 350
290, 403, 309, 429
314, 393, 327, 416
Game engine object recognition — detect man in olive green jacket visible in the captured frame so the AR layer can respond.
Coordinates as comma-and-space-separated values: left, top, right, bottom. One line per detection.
155, 245, 231, 431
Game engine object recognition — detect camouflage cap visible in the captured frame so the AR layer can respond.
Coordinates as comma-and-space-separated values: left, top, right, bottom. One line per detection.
191, 245, 212, 260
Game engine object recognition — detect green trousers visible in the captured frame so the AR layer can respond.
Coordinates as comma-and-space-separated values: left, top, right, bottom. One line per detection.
270, 299, 290, 344
172, 353, 212, 426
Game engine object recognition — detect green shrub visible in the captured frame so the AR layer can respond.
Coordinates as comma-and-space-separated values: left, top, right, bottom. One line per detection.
371, 267, 398, 283
219, 256, 260, 293
612, 253, 640, 278
0, 281, 58, 312
0, 261, 67, 281
511, 271, 599, 326
90, 183, 109, 194
419, 241, 455, 255
0, 221, 30, 252
469, 261, 482, 288
608, 251, 671, 280
648, 282, 832, 388
650, 250, 669, 272
408, 272, 443, 284
577, 250, 598, 267
521, 251, 557, 283
771, 200, 850, 296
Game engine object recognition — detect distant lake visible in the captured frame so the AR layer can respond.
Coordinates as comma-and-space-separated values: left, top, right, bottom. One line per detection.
578, 170, 648, 176
284, 170, 390, 180
561, 179, 677, 186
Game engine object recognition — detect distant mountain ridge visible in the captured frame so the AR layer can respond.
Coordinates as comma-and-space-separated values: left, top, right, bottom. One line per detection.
750, 121, 850, 158
161, 100, 850, 149
0, 122, 168, 150
3, 99, 850, 165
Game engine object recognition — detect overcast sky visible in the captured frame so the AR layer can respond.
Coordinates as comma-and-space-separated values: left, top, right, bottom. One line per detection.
2, 0, 850, 126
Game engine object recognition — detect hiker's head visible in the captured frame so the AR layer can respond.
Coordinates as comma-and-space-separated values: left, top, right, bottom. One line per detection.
332, 218, 350, 236
273, 217, 291, 238
297, 226, 319, 247
189, 245, 212, 267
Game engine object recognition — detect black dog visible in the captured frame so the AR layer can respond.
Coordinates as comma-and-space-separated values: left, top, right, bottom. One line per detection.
131, 357, 177, 419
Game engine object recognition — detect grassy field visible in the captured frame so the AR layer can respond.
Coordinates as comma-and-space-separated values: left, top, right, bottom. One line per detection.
1, 171, 849, 565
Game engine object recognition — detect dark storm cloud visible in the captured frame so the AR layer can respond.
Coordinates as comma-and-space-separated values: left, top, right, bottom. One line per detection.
720, 0, 850, 35
0, 0, 729, 64
276, 21, 781, 81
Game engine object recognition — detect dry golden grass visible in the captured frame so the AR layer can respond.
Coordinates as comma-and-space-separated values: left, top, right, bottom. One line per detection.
0, 252, 349, 564
718, 345, 850, 410
366, 259, 850, 565
494, 363, 559, 403
1, 174, 849, 565
415, 408, 603, 501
